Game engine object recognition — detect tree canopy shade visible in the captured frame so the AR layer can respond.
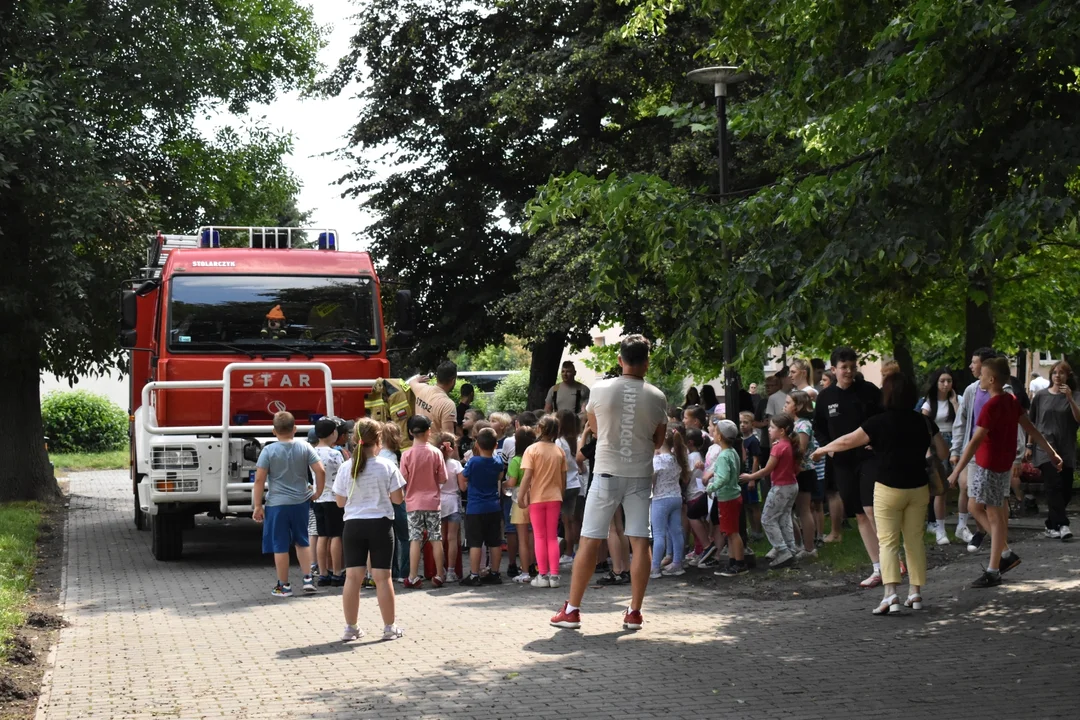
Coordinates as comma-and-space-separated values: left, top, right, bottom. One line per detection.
528, 0, 1080, 385
322, 0, 714, 405
0, 0, 322, 500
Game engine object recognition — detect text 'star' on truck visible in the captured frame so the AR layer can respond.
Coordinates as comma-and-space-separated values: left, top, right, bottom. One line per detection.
119, 226, 414, 560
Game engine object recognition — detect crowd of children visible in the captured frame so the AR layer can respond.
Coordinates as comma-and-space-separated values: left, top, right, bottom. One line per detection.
250, 347, 1069, 636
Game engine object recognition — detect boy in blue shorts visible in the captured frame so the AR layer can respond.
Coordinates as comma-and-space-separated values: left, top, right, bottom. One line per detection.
253, 411, 326, 597
460, 428, 505, 585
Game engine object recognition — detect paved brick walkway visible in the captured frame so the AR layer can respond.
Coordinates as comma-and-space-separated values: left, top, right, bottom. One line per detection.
37, 471, 1080, 719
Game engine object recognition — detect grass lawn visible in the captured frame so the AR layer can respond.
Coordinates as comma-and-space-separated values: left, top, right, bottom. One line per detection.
748, 519, 936, 573
0, 503, 41, 658
50, 447, 128, 471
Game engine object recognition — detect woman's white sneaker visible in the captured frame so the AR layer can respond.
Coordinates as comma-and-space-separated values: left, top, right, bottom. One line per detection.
530, 574, 550, 588
548, 574, 561, 588
935, 527, 950, 545
341, 625, 364, 641
1061, 525, 1074, 541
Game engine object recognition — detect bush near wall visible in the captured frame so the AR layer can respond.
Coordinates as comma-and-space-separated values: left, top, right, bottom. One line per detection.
41, 390, 127, 453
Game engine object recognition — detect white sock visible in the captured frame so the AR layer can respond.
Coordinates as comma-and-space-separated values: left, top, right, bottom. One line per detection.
958, 513, 969, 527
936, 520, 946, 531
566, 603, 579, 613
872, 562, 881, 574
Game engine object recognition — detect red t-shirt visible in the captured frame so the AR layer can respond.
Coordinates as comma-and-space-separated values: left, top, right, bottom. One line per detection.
769, 439, 797, 486
975, 393, 1023, 473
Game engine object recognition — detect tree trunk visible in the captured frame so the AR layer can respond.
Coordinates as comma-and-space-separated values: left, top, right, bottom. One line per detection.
527, 331, 568, 411
961, 270, 995, 389
889, 323, 916, 384
0, 336, 62, 502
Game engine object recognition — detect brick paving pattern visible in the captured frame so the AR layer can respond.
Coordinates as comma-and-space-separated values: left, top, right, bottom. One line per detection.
37, 471, 1080, 719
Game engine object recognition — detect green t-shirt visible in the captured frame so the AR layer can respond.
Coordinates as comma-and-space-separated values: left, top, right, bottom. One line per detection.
507, 455, 524, 503
705, 447, 742, 502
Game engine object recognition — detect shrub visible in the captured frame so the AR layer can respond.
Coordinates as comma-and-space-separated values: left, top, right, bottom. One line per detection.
41, 390, 127, 453
492, 371, 529, 413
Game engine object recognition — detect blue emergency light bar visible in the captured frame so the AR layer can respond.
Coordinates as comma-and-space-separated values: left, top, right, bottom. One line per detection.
200, 229, 220, 248
317, 232, 337, 251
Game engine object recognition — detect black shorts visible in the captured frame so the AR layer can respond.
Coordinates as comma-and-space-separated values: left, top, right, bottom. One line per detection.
313, 501, 345, 538
833, 461, 874, 517
342, 518, 394, 569
796, 469, 817, 494
562, 487, 581, 514
465, 511, 503, 549
686, 493, 709, 520
824, 456, 837, 494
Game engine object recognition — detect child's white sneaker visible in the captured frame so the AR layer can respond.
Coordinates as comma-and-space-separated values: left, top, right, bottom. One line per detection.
548, 574, 561, 588
341, 625, 364, 641
445, 569, 459, 583
513, 572, 532, 583
530, 574, 550, 588
382, 624, 404, 640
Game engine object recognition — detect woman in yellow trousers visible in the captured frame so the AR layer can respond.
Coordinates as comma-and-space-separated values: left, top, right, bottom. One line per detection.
814, 371, 949, 614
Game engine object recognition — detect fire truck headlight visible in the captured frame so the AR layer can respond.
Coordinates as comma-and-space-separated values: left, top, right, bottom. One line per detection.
152, 446, 200, 470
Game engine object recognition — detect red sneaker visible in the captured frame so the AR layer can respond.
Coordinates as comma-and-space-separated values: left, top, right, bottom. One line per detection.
623, 608, 643, 630
431, 575, 445, 588
859, 572, 882, 589
550, 602, 581, 629
403, 577, 423, 589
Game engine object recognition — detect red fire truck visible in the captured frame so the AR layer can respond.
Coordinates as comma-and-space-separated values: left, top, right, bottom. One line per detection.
119, 227, 412, 560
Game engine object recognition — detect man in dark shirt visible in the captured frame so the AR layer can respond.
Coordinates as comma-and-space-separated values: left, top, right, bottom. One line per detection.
814, 347, 884, 588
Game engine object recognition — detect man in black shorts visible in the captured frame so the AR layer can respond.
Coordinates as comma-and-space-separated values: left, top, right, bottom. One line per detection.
814, 347, 883, 588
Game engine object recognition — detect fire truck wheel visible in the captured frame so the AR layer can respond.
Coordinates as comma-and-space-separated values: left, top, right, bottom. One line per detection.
151, 513, 183, 561
134, 494, 148, 531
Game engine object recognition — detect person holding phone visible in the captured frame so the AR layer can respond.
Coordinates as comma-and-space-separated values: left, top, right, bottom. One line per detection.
1027, 360, 1080, 541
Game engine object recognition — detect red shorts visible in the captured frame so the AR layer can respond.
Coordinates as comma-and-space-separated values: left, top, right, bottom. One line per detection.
716, 497, 743, 537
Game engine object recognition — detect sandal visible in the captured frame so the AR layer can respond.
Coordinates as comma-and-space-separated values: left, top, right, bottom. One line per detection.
904, 594, 923, 610
873, 593, 901, 616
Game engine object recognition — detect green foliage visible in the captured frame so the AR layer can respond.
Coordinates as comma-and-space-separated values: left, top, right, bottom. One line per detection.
493, 371, 530, 413
527, 0, 1080, 377
41, 391, 127, 453
0, 502, 40, 658
452, 336, 531, 371
49, 447, 130, 471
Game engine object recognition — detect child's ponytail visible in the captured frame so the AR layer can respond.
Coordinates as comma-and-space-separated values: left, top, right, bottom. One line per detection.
350, 418, 381, 481
667, 424, 690, 486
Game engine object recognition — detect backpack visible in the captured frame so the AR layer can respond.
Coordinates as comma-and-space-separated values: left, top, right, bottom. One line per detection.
364, 378, 416, 449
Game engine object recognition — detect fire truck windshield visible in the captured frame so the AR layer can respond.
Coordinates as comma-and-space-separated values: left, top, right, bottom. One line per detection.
168, 275, 379, 354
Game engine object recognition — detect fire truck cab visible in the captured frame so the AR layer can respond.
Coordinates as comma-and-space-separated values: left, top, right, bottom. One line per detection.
119, 227, 412, 560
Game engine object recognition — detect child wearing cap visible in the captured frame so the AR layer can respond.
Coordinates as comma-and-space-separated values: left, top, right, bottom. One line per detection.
704, 419, 748, 577
253, 411, 325, 597
399, 415, 448, 588
312, 417, 346, 587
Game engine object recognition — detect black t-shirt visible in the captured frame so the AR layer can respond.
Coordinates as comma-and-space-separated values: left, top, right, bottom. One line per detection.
814, 380, 883, 467
861, 410, 937, 489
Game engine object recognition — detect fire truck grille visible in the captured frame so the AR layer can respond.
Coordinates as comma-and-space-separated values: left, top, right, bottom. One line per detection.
153, 475, 199, 493
151, 445, 200, 471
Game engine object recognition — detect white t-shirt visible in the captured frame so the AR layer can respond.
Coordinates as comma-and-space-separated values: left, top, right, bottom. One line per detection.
333, 455, 406, 521
501, 436, 516, 463
652, 452, 683, 499
687, 450, 705, 497
1030, 376, 1050, 394
377, 448, 399, 468
556, 437, 581, 490
921, 399, 955, 435
441, 458, 463, 518
587, 376, 669, 478
313, 445, 344, 503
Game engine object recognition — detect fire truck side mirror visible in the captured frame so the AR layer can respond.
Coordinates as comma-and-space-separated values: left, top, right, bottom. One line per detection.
395, 289, 415, 336
119, 290, 138, 348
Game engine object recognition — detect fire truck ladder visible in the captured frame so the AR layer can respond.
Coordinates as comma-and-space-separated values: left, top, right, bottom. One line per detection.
142, 233, 199, 279
141, 362, 375, 514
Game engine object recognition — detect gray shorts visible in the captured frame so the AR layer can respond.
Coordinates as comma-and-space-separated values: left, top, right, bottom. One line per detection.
581, 475, 652, 539
968, 463, 1010, 507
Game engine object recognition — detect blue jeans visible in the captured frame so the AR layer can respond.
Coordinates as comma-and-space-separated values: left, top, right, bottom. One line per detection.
391, 502, 409, 579
650, 495, 684, 569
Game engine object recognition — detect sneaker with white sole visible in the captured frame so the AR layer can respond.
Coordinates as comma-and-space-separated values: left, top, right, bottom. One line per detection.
935, 527, 950, 545
445, 570, 459, 583
956, 525, 974, 544
649, 568, 662, 579
1045, 528, 1062, 539
530, 574, 551, 588
341, 624, 364, 641
302, 575, 317, 593
966, 531, 986, 553
661, 564, 685, 576
684, 551, 702, 567
769, 550, 795, 568
548, 574, 561, 588
765, 547, 779, 560
559, 555, 575, 566
795, 549, 817, 561
382, 624, 404, 640
513, 572, 532, 583
1061, 525, 1074, 541
271, 582, 292, 597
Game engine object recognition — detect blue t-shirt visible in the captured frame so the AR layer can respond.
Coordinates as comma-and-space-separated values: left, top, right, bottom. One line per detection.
461, 455, 503, 515
256, 440, 320, 507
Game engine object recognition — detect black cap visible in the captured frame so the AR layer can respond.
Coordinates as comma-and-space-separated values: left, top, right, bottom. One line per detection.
407, 415, 431, 436
315, 417, 339, 439
337, 418, 355, 435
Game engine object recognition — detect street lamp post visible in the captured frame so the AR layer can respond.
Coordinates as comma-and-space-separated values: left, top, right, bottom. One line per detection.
688, 66, 746, 419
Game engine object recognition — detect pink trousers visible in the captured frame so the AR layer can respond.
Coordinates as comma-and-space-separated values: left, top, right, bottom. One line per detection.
530, 501, 562, 576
